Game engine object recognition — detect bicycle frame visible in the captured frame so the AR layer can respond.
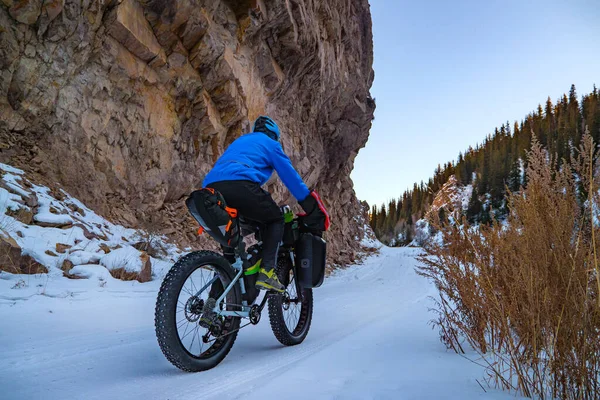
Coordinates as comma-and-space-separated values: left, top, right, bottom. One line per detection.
190, 210, 304, 319
210, 248, 297, 318
215, 258, 251, 318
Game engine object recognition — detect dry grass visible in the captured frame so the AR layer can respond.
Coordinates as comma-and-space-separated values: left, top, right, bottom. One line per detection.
0, 249, 48, 275
418, 134, 600, 399
133, 213, 168, 259
109, 268, 143, 281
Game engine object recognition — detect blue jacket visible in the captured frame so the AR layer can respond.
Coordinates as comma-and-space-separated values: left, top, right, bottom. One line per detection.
203, 132, 310, 201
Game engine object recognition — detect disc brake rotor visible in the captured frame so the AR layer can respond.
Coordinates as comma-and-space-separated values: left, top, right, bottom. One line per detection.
184, 296, 204, 322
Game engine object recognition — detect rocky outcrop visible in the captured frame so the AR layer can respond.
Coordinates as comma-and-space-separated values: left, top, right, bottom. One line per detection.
0, 231, 48, 274
0, 0, 375, 265
427, 176, 472, 221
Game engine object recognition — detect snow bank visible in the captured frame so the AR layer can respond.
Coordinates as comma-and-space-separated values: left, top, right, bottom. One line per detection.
0, 188, 22, 213
360, 224, 383, 249
100, 246, 145, 273
0, 163, 182, 283
69, 264, 112, 280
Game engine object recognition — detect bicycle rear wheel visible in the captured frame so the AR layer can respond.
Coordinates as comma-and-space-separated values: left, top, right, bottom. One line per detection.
155, 251, 242, 372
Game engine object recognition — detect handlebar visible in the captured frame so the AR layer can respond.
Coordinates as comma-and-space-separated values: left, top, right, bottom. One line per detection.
282, 205, 323, 237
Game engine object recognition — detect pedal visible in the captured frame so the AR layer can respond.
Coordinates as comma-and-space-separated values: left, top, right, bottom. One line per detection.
249, 304, 261, 325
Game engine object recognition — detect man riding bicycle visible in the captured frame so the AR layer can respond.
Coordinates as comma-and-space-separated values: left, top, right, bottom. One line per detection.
202, 116, 330, 294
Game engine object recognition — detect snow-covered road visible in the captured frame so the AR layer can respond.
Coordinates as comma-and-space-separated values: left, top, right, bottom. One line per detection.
1, 247, 518, 399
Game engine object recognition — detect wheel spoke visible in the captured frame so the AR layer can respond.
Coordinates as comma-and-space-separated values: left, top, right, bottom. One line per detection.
199, 333, 205, 355
180, 320, 193, 340
181, 283, 194, 297
292, 304, 300, 327
177, 318, 188, 329
199, 269, 207, 292
280, 271, 302, 333
189, 275, 198, 294
190, 325, 199, 354
285, 306, 293, 331
181, 325, 196, 342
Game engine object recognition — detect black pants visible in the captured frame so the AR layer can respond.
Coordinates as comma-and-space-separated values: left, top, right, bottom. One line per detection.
206, 180, 284, 272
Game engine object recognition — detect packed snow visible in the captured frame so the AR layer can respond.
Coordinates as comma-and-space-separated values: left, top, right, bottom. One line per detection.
0, 246, 522, 400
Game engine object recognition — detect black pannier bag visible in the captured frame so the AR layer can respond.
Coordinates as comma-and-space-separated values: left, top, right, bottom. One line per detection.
185, 188, 240, 248
295, 232, 326, 289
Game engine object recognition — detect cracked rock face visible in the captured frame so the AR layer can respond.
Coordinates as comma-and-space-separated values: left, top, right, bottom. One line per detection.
0, 0, 375, 265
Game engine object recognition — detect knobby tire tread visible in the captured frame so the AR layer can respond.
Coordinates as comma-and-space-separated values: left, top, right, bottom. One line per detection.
267, 258, 313, 346
155, 251, 241, 372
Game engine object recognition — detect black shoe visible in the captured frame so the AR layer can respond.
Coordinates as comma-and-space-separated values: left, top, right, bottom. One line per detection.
255, 268, 285, 293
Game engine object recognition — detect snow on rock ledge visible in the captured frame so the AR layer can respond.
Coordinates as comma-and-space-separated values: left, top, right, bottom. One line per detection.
0, 163, 181, 284
100, 246, 153, 283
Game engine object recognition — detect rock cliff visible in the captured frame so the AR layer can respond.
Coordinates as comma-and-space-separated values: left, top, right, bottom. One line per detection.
0, 0, 375, 265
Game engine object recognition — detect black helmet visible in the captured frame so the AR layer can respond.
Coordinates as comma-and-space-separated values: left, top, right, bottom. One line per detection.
253, 116, 280, 141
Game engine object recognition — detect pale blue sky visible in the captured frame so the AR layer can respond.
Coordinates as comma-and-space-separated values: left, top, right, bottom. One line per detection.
352, 0, 600, 207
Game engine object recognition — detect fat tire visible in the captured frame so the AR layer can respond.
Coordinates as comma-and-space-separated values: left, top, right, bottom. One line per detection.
155, 251, 241, 372
268, 257, 313, 346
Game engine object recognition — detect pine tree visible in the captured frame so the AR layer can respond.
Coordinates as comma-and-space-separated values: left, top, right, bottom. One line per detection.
370, 205, 378, 230
466, 186, 482, 224
377, 204, 387, 234
508, 159, 521, 193
478, 148, 490, 194
479, 202, 492, 225
568, 84, 581, 148
386, 199, 397, 233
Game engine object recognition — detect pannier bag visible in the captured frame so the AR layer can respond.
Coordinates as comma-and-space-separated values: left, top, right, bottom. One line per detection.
186, 188, 239, 247
295, 233, 326, 288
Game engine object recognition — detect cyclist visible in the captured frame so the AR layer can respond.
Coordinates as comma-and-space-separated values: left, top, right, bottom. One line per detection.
203, 116, 330, 293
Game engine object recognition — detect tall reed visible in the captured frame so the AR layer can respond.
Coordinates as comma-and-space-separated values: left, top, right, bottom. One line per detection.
418, 133, 600, 399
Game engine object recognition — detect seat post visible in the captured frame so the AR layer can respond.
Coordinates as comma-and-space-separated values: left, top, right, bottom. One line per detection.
220, 245, 236, 263
235, 240, 250, 269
